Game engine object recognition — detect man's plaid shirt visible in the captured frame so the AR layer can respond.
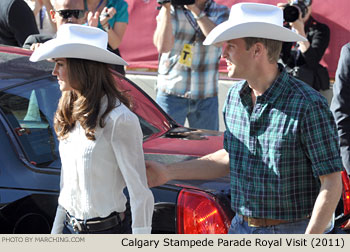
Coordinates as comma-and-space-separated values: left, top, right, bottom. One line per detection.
156, 1, 229, 99
223, 66, 343, 220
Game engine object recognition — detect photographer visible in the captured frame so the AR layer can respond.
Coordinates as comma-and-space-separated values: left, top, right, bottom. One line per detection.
278, 0, 330, 91
153, 0, 229, 130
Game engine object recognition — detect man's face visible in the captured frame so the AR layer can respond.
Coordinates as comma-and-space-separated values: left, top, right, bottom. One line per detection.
51, 0, 86, 28
221, 38, 254, 79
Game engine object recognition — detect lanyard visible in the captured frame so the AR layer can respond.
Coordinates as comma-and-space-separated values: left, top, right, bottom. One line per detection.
87, 0, 105, 12
182, 0, 212, 43
95, 0, 105, 11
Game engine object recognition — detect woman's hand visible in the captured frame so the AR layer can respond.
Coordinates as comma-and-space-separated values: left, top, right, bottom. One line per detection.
99, 7, 116, 27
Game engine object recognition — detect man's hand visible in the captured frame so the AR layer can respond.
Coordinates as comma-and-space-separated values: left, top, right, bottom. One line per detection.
184, 3, 200, 15
145, 161, 169, 188
289, 10, 305, 34
30, 42, 42, 51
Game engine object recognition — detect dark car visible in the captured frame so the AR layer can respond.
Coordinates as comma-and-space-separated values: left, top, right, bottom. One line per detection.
0, 46, 349, 234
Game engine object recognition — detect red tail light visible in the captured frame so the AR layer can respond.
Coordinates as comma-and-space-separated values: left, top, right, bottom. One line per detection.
342, 171, 350, 215
176, 189, 231, 234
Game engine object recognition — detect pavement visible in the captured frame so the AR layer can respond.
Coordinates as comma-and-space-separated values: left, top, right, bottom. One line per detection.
126, 72, 333, 132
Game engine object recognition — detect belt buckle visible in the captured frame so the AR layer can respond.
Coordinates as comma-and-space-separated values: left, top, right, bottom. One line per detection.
70, 217, 83, 232
247, 217, 259, 227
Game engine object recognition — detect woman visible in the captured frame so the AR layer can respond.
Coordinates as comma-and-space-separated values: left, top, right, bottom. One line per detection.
85, 0, 128, 75
30, 24, 154, 234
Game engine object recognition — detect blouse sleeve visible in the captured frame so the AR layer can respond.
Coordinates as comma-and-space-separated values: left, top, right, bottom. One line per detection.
111, 109, 154, 234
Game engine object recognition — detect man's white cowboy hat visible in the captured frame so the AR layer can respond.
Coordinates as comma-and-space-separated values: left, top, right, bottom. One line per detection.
30, 24, 128, 65
203, 3, 308, 45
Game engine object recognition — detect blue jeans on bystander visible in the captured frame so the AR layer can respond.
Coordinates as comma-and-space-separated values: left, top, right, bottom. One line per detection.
156, 91, 219, 131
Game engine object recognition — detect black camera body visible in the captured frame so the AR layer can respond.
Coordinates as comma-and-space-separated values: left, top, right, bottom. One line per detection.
157, 0, 195, 6
283, 1, 308, 23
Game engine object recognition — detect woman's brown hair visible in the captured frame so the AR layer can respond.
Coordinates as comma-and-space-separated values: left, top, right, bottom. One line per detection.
54, 58, 132, 140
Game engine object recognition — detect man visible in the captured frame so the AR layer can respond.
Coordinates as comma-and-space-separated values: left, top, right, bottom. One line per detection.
330, 43, 350, 230
0, 0, 39, 47
331, 43, 350, 175
23, 0, 87, 49
147, 3, 343, 234
153, 0, 229, 130
278, 0, 330, 91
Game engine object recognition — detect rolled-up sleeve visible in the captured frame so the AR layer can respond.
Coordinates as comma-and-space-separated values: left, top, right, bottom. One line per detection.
301, 100, 343, 177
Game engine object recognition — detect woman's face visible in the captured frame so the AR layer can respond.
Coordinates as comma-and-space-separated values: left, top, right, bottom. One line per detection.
52, 58, 74, 92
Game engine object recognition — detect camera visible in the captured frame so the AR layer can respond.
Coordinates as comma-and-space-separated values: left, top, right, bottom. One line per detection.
157, 0, 195, 6
283, 1, 308, 23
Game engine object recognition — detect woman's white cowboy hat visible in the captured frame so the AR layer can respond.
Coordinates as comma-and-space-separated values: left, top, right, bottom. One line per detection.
30, 24, 128, 65
203, 3, 308, 45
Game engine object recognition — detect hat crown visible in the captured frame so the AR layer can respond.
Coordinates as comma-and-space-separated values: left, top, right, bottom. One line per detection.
229, 3, 283, 27
56, 24, 108, 50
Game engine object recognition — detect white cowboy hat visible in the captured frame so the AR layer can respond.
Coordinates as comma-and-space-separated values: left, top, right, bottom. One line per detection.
30, 24, 128, 65
203, 3, 308, 45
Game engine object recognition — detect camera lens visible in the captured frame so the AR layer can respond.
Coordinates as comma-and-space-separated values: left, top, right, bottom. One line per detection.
283, 5, 299, 23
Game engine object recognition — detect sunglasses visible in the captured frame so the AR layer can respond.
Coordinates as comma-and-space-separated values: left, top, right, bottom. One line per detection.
54, 9, 85, 19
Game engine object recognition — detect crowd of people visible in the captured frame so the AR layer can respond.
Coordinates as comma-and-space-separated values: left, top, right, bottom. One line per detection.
0, 0, 349, 234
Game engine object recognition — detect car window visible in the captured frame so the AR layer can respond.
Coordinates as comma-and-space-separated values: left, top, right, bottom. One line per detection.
0, 76, 162, 168
0, 77, 60, 167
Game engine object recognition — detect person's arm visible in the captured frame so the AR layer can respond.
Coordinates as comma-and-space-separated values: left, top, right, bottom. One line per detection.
105, 21, 127, 50
50, 205, 66, 234
99, 5, 128, 50
330, 43, 350, 174
301, 95, 344, 233
292, 17, 330, 68
42, 0, 56, 33
184, 4, 216, 37
305, 172, 342, 234
290, 13, 310, 53
153, 3, 174, 54
112, 111, 154, 234
9, 0, 39, 46
146, 149, 230, 188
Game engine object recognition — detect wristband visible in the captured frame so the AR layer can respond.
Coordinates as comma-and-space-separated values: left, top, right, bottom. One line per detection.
194, 11, 206, 20
103, 24, 111, 32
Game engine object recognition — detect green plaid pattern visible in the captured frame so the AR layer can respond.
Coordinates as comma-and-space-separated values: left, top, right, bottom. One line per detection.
223, 66, 343, 220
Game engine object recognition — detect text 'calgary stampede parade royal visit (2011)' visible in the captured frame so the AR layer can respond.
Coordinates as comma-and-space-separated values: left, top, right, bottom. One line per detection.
120, 237, 345, 249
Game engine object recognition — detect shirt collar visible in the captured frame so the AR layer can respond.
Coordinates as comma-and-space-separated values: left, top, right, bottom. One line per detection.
239, 64, 289, 105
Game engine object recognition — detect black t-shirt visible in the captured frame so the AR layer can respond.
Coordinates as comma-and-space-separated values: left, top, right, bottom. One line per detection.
0, 0, 39, 47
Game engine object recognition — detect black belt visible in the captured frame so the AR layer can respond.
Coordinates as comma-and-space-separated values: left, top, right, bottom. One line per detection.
65, 211, 125, 232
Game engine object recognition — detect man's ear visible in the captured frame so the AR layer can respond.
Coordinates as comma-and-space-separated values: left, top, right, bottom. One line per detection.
253, 42, 264, 58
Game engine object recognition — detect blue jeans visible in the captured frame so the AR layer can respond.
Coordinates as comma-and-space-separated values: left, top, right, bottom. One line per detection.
228, 214, 309, 234
156, 91, 219, 130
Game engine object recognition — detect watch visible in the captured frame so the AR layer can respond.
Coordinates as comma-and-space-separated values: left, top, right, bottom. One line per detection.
194, 11, 206, 20
103, 24, 111, 32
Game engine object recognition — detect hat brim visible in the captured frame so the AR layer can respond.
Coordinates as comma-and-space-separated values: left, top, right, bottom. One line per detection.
29, 39, 128, 65
203, 22, 308, 45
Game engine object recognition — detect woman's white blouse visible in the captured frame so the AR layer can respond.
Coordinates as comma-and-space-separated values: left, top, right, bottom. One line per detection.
57, 98, 154, 234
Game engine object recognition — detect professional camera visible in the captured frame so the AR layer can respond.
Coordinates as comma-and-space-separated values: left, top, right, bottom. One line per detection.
283, 1, 308, 23
157, 0, 195, 6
